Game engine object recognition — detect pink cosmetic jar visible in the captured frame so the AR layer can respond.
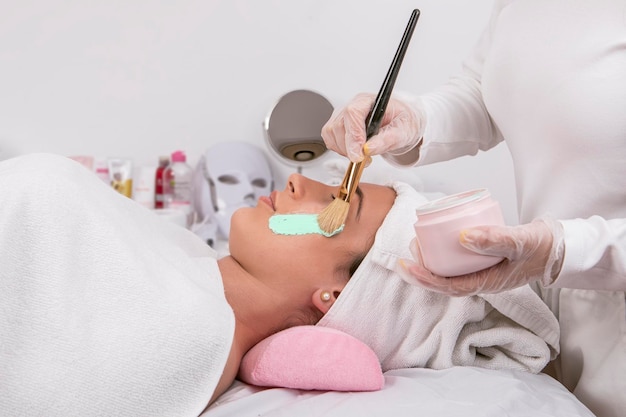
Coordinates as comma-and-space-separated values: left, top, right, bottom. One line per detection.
413, 189, 505, 277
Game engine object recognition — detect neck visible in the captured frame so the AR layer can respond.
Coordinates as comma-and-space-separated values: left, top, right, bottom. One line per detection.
218, 256, 300, 354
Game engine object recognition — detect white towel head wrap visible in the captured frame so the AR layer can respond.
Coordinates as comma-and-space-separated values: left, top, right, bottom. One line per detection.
318, 182, 560, 373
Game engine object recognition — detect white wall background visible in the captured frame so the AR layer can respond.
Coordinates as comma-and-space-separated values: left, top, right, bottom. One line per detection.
0, 0, 519, 224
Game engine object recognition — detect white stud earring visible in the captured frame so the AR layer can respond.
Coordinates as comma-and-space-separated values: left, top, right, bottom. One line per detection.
320, 291, 331, 302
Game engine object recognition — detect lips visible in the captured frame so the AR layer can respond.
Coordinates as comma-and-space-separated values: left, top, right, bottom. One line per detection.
259, 192, 276, 211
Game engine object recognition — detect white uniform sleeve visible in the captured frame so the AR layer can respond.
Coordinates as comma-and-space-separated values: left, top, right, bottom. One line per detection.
384, 0, 514, 167
552, 217, 626, 291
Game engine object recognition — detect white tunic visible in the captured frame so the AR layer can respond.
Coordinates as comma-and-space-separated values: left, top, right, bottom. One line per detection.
0, 153, 235, 417
391, 1, 626, 416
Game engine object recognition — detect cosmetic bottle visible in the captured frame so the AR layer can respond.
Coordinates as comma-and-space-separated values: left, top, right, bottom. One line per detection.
154, 156, 170, 209
162, 150, 193, 227
108, 158, 133, 198
133, 165, 156, 209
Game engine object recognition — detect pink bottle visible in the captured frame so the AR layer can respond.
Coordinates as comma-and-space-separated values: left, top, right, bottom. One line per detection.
413, 189, 505, 277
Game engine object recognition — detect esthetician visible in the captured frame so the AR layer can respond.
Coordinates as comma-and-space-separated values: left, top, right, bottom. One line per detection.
321, 1, 626, 416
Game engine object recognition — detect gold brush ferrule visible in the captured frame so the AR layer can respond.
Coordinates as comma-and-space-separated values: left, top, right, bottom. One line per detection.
340, 161, 366, 203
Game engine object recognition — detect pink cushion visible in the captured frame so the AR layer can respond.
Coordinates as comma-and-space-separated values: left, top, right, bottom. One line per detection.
239, 325, 384, 392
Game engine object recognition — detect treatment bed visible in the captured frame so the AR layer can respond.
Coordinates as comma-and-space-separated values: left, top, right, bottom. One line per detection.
204, 366, 594, 416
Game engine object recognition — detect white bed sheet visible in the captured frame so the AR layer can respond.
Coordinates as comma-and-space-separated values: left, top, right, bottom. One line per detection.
203, 367, 594, 417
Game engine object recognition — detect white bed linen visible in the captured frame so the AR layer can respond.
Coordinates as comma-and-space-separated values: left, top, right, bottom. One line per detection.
0, 154, 235, 416
204, 367, 594, 417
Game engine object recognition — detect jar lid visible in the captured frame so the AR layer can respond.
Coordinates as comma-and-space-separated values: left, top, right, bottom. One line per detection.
415, 188, 490, 215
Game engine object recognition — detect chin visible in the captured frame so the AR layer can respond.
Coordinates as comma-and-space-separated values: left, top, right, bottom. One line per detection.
229, 206, 249, 228
227, 210, 244, 244
228, 207, 264, 253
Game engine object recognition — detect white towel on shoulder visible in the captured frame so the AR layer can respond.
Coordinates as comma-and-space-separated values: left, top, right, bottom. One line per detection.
0, 153, 235, 417
319, 182, 559, 373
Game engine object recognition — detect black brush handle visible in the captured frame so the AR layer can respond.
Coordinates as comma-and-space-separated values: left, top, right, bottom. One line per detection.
339, 9, 420, 204
365, 9, 420, 139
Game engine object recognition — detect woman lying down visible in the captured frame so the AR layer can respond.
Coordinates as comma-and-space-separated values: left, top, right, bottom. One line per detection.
0, 153, 559, 416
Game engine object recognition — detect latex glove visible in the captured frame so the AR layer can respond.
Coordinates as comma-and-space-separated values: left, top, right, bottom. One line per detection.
398, 218, 565, 296
321, 93, 425, 163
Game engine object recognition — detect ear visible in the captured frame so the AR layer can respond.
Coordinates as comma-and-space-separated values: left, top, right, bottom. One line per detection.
311, 287, 342, 315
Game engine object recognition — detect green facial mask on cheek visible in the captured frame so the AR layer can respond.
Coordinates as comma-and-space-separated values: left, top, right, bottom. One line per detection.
269, 214, 344, 237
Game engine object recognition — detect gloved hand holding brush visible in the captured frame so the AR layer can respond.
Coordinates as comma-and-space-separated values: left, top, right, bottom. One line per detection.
398, 217, 566, 296
322, 93, 425, 163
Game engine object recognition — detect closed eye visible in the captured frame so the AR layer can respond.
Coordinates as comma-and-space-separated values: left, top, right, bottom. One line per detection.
328, 186, 364, 219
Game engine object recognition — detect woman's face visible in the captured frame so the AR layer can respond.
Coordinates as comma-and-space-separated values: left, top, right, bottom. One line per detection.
229, 173, 395, 290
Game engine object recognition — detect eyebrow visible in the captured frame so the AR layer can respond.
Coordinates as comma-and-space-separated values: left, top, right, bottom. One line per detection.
354, 186, 364, 220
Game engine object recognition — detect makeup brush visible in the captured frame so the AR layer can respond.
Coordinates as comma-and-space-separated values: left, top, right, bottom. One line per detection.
318, 8, 420, 235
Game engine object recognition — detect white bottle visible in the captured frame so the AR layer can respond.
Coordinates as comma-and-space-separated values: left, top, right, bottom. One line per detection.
163, 150, 193, 227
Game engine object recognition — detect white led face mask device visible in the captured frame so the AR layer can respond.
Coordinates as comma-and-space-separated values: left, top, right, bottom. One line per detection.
193, 142, 273, 239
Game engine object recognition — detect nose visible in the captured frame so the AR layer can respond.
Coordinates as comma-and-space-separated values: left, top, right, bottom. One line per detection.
287, 172, 328, 197
285, 173, 305, 199
281, 173, 336, 214
285, 173, 332, 202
